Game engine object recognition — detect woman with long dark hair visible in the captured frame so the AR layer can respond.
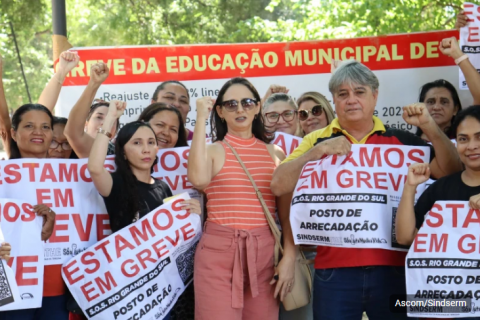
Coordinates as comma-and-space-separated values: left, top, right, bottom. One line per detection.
87, 101, 201, 320
188, 77, 295, 320
0, 104, 61, 320
137, 103, 188, 148
396, 106, 480, 320
416, 37, 480, 140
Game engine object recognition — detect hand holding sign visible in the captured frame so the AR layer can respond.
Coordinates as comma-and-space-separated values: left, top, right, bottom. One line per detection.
468, 193, 480, 209
179, 198, 202, 215
407, 163, 430, 187
196, 96, 215, 120
314, 135, 351, 159
57, 51, 80, 76
89, 62, 110, 86
0, 242, 11, 262
455, 11, 468, 29
107, 100, 127, 119
402, 103, 433, 128
439, 37, 464, 60
34, 204, 56, 241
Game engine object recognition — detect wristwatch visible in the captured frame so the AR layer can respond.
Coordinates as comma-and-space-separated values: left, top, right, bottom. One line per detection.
97, 127, 112, 139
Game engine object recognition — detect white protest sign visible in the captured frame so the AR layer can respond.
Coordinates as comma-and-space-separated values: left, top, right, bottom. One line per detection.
272, 132, 302, 156
459, 2, 480, 90
0, 199, 44, 311
0, 159, 111, 266
151, 146, 204, 219
62, 192, 201, 320
406, 201, 480, 318
0, 147, 204, 266
290, 144, 430, 250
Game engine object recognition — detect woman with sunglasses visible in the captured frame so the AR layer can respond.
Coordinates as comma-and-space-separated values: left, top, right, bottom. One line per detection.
297, 92, 336, 135
188, 77, 296, 320
263, 93, 303, 137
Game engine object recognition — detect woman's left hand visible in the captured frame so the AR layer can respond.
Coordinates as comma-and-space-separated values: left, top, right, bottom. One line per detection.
0, 242, 11, 262
270, 250, 296, 301
180, 199, 202, 215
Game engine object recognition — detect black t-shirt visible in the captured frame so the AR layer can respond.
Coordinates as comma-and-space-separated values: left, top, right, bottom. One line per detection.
102, 172, 173, 232
414, 171, 480, 229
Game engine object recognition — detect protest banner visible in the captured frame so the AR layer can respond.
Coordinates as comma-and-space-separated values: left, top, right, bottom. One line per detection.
151, 146, 204, 219
459, 2, 480, 90
0, 159, 111, 266
290, 144, 430, 250
55, 30, 473, 133
406, 201, 480, 318
0, 199, 44, 311
0, 147, 202, 266
272, 132, 302, 156
62, 192, 201, 320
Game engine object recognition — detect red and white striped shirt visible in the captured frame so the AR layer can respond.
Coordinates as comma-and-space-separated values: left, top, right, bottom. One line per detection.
205, 133, 276, 229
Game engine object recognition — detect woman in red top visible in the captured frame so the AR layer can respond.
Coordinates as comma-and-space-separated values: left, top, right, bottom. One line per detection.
0, 104, 60, 320
188, 77, 296, 320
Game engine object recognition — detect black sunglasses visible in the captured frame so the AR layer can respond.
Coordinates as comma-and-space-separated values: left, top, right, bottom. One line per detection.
220, 98, 258, 112
299, 105, 323, 121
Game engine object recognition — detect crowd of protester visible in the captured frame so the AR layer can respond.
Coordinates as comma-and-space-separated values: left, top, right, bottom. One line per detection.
0, 12, 480, 320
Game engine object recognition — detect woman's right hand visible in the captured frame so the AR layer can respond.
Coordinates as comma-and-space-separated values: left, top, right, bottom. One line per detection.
89, 62, 110, 86
196, 96, 215, 120
57, 51, 80, 77
407, 163, 430, 187
439, 37, 464, 60
107, 100, 127, 119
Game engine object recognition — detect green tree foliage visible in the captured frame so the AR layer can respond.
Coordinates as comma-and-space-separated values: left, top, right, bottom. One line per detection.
0, 0, 464, 116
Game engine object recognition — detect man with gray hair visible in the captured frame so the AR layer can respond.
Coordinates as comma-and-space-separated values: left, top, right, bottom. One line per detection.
271, 60, 462, 319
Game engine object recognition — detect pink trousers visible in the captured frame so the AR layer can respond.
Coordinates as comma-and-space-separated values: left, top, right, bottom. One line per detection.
194, 221, 279, 320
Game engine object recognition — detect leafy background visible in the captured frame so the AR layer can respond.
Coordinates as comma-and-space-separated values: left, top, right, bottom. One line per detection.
0, 0, 463, 112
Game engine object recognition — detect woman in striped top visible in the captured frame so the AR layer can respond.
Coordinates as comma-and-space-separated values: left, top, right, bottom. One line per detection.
188, 77, 297, 320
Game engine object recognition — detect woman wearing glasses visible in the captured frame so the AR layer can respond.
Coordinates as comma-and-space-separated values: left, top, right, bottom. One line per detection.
188, 77, 295, 320
263, 93, 303, 137
48, 117, 78, 159
297, 92, 335, 135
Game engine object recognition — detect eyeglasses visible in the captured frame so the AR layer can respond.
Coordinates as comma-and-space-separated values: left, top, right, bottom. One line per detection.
220, 98, 258, 112
264, 110, 297, 124
298, 105, 324, 121
50, 140, 72, 151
